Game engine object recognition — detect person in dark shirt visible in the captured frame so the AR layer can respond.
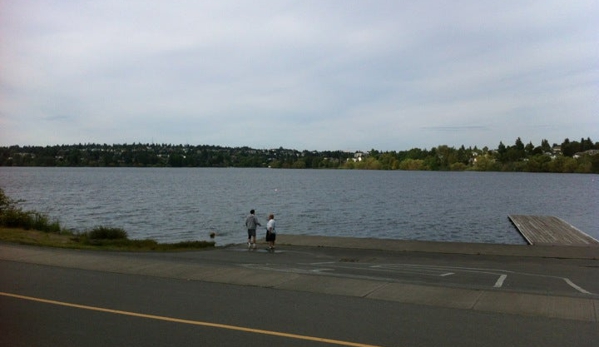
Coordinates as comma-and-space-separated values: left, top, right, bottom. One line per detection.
245, 209, 261, 250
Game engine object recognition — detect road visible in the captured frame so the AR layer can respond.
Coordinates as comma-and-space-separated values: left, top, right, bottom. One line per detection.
1, 239, 598, 346
166, 245, 599, 297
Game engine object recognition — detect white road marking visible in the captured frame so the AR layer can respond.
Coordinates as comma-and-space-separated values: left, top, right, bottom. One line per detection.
494, 274, 507, 288
242, 264, 404, 282
368, 265, 452, 276
563, 278, 592, 294
243, 263, 595, 295
307, 262, 336, 265
370, 264, 506, 278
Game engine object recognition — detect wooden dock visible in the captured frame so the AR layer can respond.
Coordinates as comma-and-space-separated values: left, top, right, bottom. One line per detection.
508, 215, 599, 246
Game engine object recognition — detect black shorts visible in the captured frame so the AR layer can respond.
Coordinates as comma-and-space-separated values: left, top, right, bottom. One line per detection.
266, 231, 276, 242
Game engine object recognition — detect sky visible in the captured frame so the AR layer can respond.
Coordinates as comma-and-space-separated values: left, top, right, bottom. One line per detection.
1, 1, 597, 152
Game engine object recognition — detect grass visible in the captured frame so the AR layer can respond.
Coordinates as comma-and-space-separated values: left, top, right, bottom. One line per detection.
0, 227, 77, 248
0, 188, 214, 251
0, 226, 215, 251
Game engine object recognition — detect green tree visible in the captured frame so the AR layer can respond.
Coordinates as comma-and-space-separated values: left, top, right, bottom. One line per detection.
473, 155, 499, 171
379, 152, 399, 170
497, 141, 507, 162
541, 139, 551, 153
399, 159, 426, 170
292, 160, 306, 169
168, 154, 185, 167
456, 145, 469, 165
561, 138, 578, 157
525, 142, 535, 156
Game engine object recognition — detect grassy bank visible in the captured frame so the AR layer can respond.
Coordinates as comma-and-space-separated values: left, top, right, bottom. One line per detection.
0, 188, 214, 251
0, 227, 215, 251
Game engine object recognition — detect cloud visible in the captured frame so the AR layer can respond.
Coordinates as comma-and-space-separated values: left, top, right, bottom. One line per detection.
421, 126, 490, 132
0, 0, 597, 150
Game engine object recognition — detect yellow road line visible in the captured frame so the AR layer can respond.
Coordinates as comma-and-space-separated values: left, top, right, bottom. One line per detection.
0, 291, 382, 347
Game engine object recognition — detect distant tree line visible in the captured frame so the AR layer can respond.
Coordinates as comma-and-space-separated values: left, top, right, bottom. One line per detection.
1, 137, 598, 173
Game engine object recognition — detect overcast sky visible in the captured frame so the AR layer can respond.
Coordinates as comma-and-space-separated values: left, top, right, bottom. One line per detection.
1, 1, 597, 151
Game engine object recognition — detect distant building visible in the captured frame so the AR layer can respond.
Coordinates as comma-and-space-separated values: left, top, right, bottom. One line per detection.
348, 151, 364, 162
573, 149, 599, 159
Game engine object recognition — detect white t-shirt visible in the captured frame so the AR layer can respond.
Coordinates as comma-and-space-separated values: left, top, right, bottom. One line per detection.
267, 219, 276, 234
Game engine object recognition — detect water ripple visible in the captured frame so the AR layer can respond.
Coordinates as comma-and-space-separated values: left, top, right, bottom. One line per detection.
1, 168, 597, 246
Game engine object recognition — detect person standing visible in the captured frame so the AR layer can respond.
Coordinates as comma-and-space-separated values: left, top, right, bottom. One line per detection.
266, 214, 276, 251
245, 209, 261, 249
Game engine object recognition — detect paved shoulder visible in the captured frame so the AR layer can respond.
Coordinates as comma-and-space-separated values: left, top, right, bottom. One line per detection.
2, 239, 598, 322
277, 234, 599, 259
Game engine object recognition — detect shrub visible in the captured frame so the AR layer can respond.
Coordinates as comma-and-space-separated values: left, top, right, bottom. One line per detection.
0, 188, 16, 213
87, 226, 128, 240
32, 212, 62, 233
1, 209, 32, 229
0, 188, 64, 233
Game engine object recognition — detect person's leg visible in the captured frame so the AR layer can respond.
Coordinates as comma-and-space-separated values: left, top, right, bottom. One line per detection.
268, 234, 275, 250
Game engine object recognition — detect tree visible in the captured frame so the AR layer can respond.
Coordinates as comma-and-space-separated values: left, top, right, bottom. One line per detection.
434, 145, 453, 170
292, 160, 306, 169
561, 138, 575, 156
540, 139, 551, 153
512, 137, 526, 160
456, 145, 469, 165
581, 137, 594, 151
525, 142, 535, 155
399, 159, 426, 170
473, 155, 498, 171
515, 137, 524, 151
1, 139, 597, 173
497, 141, 507, 162
168, 154, 185, 167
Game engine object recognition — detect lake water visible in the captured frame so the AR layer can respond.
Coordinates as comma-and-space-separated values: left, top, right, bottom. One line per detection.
1, 167, 597, 246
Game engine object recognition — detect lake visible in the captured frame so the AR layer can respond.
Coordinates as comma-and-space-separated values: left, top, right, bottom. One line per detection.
1, 167, 597, 246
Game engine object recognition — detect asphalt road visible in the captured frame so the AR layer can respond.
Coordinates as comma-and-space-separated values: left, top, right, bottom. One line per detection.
142, 245, 599, 297
1, 239, 598, 346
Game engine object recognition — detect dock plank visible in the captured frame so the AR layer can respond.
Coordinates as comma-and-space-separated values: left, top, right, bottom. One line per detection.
508, 215, 599, 246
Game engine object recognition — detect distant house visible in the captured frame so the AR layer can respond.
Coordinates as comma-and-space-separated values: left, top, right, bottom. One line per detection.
552, 145, 562, 154
573, 149, 599, 159
348, 151, 364, 162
